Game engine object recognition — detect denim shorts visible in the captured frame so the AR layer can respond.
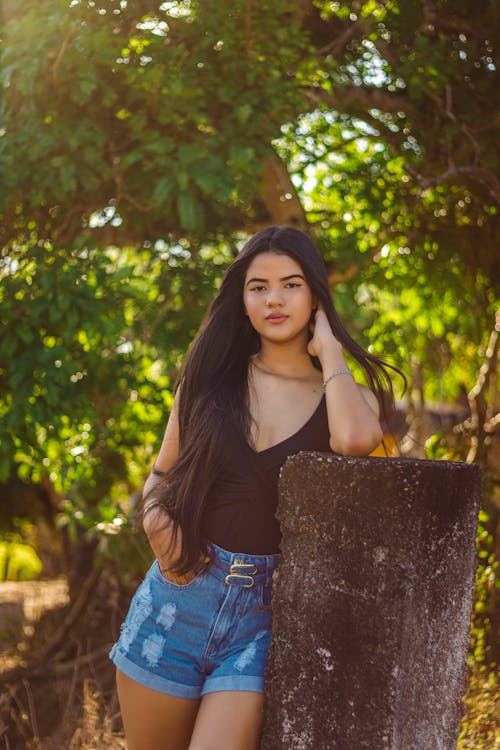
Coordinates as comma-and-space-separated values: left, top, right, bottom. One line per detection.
109, 542, 281, 699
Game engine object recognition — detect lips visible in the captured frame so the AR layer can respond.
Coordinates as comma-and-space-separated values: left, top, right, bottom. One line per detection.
266, 313, 288, 323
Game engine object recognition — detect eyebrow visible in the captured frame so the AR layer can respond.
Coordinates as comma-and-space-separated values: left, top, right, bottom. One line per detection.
245, 273, 305, 286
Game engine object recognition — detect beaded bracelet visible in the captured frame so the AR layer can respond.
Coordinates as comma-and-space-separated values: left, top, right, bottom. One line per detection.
323, 368, 353, 388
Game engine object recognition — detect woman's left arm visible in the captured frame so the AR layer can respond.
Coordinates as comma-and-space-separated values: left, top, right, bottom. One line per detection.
308, 309, 383, 455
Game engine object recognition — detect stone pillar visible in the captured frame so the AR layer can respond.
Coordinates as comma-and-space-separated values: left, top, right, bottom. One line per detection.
261, 454, 481, 750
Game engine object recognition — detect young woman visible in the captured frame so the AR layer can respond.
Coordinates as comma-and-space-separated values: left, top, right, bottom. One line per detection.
109, 225, 401, 750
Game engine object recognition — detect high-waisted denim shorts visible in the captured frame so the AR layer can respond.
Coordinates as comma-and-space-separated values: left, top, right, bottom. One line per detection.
109, 542, 281, 699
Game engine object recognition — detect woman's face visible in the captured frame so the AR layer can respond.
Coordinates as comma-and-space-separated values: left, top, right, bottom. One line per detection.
243, 252, 316, 344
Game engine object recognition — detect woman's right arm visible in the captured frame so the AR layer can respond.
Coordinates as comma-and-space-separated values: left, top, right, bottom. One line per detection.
142, 389, 195, 583
142, 387, 181, 503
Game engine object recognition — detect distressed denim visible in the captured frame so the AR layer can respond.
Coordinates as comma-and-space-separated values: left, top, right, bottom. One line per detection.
109, 542, 281, 698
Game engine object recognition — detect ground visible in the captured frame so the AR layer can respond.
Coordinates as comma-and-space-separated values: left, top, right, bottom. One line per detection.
0, 576, 126, 749
0, 577, 498, 749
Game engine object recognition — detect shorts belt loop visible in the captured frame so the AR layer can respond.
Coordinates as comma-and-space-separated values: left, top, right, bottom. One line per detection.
265, 559, 273, 587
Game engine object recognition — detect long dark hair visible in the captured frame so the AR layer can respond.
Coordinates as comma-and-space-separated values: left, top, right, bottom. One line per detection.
145, 225, 405, 573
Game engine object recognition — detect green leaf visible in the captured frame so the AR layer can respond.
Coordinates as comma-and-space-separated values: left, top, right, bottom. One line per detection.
153, 176, 175, 204
18, 327, 34, 344
176, 170, 190, 190
192, 171, 217, 195
236, 104, 253, 124
177, 191, 202, 231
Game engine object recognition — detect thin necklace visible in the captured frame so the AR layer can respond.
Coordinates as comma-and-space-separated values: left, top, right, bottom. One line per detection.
250, 355, 316, 382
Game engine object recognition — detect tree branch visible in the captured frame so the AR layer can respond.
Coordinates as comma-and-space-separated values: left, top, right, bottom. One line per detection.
422, 0, 482, 38
52, 26, 78, 87
315, 17, 366, 57
260, 154, 308, 229
466, 310, 499, 463
302, 84, 407, 116
405, 164, 500, 205
427, 84, 482, 165
245, 0, 252, 58
32, 567, 102, 663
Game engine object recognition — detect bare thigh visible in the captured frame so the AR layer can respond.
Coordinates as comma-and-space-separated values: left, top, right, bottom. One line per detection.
188, 691, 264, 750
116, 668, 200, 750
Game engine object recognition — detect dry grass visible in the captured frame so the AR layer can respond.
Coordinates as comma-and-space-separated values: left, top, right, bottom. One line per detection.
458, 663, 500, 749
0, 579, 69, 621
0, 577, 124, 749
39, 678, 126, 750
0, 579, 69, 674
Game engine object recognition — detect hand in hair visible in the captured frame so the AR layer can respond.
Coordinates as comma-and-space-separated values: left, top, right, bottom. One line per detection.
307, 304, 342, 360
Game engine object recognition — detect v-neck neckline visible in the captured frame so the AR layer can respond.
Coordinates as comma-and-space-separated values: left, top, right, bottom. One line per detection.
247, 393, 326, 456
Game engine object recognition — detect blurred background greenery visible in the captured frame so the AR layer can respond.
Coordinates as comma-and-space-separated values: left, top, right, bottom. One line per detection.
0, 0, 498, 746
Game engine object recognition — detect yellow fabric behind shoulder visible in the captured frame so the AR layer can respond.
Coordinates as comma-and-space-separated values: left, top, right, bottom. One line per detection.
370, 434, 398, 457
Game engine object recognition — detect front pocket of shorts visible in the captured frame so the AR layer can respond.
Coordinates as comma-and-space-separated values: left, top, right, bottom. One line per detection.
152, 559, 206, 590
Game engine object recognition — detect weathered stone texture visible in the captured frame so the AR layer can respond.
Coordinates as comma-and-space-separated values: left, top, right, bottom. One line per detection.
261, 454, 481, 750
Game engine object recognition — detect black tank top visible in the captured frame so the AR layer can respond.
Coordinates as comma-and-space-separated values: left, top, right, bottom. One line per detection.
202, 393, 331, 554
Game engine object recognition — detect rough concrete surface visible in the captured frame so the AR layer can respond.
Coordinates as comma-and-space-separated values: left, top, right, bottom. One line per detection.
261, 454, 481, 750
